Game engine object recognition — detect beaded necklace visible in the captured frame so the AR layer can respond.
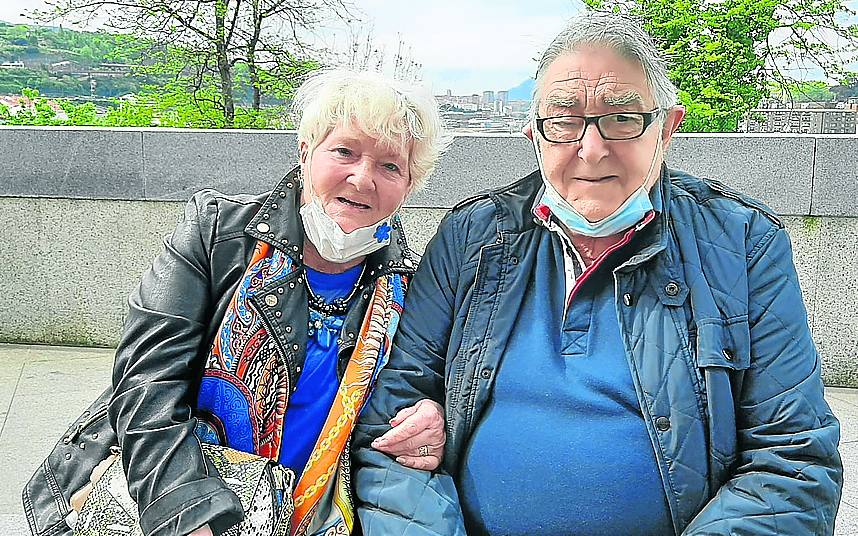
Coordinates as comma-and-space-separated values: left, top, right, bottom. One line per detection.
305, 264, 365, 336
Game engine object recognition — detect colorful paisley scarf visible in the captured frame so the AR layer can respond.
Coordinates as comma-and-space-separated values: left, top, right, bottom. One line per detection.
195, 241, 407, 535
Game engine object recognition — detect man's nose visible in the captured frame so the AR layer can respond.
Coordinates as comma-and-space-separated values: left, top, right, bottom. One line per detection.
347, 159, 376, 192
577, 122, 610, 163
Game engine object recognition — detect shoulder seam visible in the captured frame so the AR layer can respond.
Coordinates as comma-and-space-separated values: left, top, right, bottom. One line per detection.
700, 177, 783, 228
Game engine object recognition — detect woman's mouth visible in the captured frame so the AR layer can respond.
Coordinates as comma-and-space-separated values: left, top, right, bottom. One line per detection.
336, 196, 370, 209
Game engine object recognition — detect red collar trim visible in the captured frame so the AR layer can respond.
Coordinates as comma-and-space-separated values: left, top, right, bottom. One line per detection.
565, 210, 656, 307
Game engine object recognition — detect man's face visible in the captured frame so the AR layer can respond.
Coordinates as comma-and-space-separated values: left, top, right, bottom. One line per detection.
530, 46, 683, 222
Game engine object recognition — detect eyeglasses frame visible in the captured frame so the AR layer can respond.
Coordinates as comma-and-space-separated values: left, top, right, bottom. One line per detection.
534, 109, 664, 143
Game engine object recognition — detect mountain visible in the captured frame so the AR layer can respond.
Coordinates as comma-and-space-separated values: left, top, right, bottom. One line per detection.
507, 78, 534, 101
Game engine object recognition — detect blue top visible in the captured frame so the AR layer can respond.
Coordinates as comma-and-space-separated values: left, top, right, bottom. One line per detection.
279, 263, 362, 479
457, 235, 673, 535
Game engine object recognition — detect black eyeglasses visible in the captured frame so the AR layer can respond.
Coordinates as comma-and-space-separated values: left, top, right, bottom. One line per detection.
535, 110, 663, 143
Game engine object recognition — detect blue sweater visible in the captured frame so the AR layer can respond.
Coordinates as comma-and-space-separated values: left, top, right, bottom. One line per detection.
457, 233, 673, 535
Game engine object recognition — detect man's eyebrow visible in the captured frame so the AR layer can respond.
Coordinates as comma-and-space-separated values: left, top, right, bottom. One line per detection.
545, 94, 579, 108
603, 91, 644, 106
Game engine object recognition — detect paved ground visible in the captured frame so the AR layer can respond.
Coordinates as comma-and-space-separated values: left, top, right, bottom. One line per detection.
1, 343, 856, 535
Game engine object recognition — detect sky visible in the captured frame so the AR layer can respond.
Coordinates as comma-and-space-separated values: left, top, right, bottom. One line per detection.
1, 0, 855, 96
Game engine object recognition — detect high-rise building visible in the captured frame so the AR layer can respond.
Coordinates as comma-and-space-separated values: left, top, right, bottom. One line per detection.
496, 90, 509, 113
482, 91, 495, 106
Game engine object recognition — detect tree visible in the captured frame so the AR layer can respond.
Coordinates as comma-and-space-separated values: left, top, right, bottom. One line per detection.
584, 0, 858, 131
33, 0, 352, 127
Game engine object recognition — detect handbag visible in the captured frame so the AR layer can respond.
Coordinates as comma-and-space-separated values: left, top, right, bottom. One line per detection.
71, 443, 295, 536
22, 388, 295, 536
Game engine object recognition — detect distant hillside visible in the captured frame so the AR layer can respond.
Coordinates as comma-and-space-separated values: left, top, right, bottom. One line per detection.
0, 20, 148, 97
508, 78, 534, 101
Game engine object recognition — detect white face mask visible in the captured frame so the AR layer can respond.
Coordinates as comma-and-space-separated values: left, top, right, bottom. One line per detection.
300, 198, 393, 264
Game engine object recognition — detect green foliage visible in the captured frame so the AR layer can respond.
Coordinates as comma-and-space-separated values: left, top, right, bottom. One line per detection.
787, 81, 836, 102
0, 20, 314, 128
0, 83, 295, 129
24, 0, 343, 128
801, 215, 821, 233
583, 0, 858, 132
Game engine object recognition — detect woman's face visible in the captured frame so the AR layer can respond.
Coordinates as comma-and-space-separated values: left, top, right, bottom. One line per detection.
300, 123, 412, 233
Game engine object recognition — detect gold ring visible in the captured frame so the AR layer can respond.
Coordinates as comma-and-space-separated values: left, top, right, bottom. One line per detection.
418, 445, 430, 457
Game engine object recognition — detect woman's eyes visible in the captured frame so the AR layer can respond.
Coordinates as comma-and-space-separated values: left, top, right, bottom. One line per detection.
331, 147, 402, 174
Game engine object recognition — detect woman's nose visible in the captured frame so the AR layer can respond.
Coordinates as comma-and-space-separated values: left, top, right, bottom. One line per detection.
347, 159, 376, 192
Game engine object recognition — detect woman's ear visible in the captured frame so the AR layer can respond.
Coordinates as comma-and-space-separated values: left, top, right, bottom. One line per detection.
299, 141, 308, 165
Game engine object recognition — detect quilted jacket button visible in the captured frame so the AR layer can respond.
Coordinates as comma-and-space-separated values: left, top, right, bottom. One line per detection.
480, 369, 492, 379
665, 281, 680, 296
722, 349, 735, 361
655, 416, 671, 432
264, 295, 278, 307
622, 293, 633, 307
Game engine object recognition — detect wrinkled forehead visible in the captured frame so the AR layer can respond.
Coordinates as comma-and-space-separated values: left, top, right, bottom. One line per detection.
539, 57, 654, 111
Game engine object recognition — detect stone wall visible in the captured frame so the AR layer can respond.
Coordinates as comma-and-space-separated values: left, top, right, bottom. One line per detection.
1, 127, 855, 386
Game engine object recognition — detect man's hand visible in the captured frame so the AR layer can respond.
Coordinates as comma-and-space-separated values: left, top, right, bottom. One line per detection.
188, 525, 213, 536
371, 399, 445, 471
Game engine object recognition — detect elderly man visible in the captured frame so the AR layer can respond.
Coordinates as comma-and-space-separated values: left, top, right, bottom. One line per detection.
353, 11, 842, 536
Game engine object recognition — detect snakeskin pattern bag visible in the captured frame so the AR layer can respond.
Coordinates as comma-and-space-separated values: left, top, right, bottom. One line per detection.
72, 444, 295, 536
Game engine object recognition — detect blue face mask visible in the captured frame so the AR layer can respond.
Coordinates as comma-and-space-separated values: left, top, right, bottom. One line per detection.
531, 120, 661, 238
540, 179, 653, 237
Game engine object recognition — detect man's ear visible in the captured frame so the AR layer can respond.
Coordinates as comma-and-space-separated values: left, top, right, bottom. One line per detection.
661, 106, 685, 150
522, 122, 534, 141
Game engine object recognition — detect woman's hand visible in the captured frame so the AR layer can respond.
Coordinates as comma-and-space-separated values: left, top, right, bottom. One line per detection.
188, 525, 213, 536
370, 398, 446, 471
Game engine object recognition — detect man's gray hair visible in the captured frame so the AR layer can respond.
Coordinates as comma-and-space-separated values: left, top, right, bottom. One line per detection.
531, 11, 678, 117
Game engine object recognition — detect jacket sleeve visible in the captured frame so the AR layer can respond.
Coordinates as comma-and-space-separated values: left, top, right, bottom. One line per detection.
109, 192, 244, 536
682, 225, 843, 535
352, 209, 468, 535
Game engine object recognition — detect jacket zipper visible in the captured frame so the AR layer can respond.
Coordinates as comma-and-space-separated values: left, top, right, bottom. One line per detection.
62, 405, 109, 445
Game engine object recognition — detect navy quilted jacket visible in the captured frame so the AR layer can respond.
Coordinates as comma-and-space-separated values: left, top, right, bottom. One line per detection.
353, 167, 843, 535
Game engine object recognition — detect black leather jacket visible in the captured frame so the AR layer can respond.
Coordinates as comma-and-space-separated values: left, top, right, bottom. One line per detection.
25, 167, 418, 536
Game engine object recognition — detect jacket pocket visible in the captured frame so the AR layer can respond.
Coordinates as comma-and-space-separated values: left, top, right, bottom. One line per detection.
696, 316, 751, 371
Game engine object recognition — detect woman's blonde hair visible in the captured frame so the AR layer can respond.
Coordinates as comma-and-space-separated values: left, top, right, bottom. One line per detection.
292, 69, 448, 192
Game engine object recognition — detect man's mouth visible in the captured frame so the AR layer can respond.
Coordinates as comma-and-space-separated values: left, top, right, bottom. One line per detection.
575, 175, 618, 183
337, 196, 371, 209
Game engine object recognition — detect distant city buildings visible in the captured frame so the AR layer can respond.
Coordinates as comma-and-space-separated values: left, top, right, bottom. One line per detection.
435, 87, 531, 133
742, 98, 858, 134
440, 87, 858, 135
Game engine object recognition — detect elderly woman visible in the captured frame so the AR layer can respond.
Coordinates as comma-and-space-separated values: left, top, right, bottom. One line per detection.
353, 11, 842, 536
25, 69, 448, 536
